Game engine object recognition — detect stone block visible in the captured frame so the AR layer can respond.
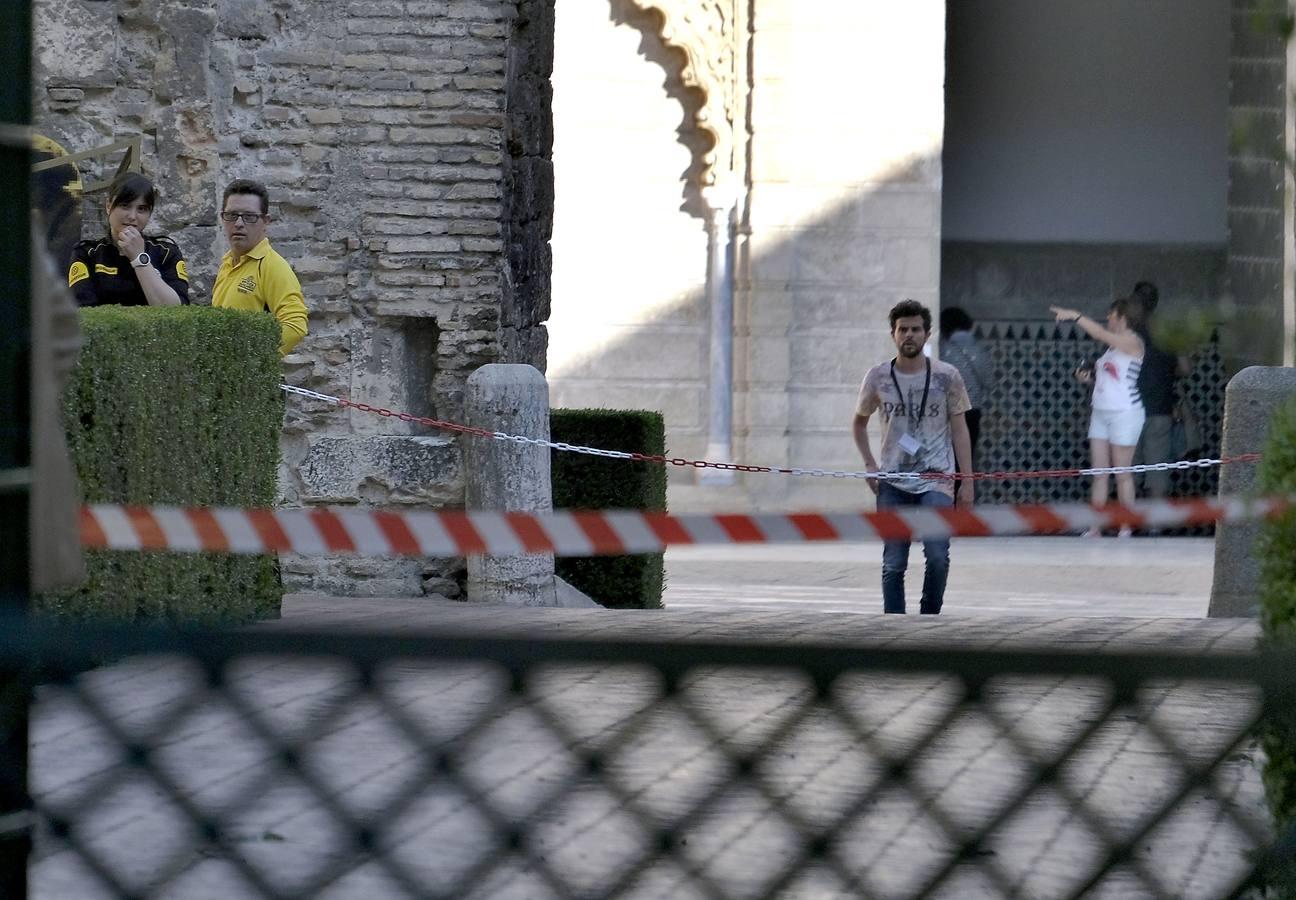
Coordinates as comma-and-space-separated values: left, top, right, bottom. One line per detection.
884, 236, 941, 289
738, 433, 793, 469
546, 326, 705, 381
745, 227, 795, 280
743, 288, 795, 330
749, 183, 938, 232
790, 229, 888, 286
298, 435, 462, 505
154, 8, 218, 101
547, 380, 703, 431
35, 0, 116, 88
281, 556, 427, 597
386, 236, 463, 254
218, 0, 275, 38
742, 389, 790, 430
787, 386, 862, 430
46, 87, 83, 108
791, 330, 876, 386
1209, 366, 1296, 617
742, 335, 792, 386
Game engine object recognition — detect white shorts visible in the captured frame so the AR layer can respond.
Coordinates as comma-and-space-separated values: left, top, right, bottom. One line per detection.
1088, 407, 1146, 446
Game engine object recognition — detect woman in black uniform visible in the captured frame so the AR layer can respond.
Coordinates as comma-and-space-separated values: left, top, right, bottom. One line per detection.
67, 172, 189, 308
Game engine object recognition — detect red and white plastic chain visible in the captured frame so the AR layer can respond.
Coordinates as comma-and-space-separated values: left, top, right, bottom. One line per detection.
281, 384, 1260, 482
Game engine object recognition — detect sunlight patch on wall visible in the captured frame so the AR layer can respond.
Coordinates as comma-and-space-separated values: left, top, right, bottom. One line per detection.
549, 0, 709, 384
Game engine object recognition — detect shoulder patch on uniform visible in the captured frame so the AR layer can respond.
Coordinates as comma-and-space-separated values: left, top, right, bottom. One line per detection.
68, 260, 89, 287
152, 236, 177, 261
176, 260, 189, 282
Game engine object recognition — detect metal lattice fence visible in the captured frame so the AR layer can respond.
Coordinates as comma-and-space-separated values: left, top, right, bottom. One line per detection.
2, 616, 1291, 899
973, 321, 1225, 509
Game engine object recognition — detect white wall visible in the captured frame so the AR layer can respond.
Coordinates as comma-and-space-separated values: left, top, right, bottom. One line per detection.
741, 0, 947, 511
942, 0, 1230, 244
548, 0, 710, 459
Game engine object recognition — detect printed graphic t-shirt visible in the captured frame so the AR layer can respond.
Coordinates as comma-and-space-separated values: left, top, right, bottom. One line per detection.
855, 358, 971, 496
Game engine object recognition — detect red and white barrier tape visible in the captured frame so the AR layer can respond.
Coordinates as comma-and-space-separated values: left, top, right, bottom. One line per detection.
281, 384, 1259, 482
80, 495, 1293, 558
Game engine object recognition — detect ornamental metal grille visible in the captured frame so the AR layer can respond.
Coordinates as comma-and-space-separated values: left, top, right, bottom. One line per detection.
972, 322, 1225, 512
3, 617, 1290, 899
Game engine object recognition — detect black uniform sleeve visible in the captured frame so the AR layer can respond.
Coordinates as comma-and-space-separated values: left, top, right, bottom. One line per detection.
67, 242, 99, 308
153, 238, 190, 305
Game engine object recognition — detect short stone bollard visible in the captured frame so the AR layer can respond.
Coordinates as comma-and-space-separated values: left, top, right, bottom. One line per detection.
464, 364, 558, 606
1209, 366, 1296, 617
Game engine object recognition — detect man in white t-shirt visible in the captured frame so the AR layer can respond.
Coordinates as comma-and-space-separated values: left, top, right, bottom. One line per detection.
853, 300, 973, 614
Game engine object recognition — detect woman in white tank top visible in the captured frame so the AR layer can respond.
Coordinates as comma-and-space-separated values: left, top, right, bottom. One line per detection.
1051, 297, 1146, 536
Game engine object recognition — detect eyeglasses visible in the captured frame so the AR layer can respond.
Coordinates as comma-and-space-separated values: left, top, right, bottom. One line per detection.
220, 211, 265, 224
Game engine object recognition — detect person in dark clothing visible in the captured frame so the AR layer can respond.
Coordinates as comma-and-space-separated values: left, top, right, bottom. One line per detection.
32, 133, 83, 271
938, 306, 995, 466
1130, 281, 1188, 499
67, 172, 189, 308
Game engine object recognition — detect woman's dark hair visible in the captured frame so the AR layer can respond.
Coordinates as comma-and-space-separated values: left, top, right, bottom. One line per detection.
888, 298, 931, 333
1132, 280, 1159, 315
1110, 296, 1144, 331
940, 306, 974, 334
106, 172, 157, 211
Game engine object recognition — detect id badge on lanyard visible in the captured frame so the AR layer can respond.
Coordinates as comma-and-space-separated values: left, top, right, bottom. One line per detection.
891, 359, 931, 461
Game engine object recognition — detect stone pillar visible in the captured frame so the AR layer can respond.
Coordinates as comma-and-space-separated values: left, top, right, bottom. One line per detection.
464, 364, 557, 606
1209, 366, 1296, 617
700, 181, 738, 486
1224, 0, 1289, 372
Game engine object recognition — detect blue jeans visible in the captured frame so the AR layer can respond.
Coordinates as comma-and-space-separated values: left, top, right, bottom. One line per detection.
876, 482, 952, 615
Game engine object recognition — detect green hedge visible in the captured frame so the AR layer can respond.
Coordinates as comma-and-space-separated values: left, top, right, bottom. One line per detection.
551, 409, 666, 609
38, 306, 284, 625
1261, 397, 1296, 862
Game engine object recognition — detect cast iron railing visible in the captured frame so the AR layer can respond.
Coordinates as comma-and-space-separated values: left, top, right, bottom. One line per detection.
1, 615, 1291, 899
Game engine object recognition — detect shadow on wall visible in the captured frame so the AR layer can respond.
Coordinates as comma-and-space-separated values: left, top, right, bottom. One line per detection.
549, 152, 1242, 514
549, 149, 953, 513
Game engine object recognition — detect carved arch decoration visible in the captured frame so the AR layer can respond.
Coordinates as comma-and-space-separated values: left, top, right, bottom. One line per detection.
618, 0, 746, 202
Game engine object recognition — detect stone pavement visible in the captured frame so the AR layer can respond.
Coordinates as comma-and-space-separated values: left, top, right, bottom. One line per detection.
29, 569, 1269, 899
661, 535, 1217, 619
30, 539, 1275, 897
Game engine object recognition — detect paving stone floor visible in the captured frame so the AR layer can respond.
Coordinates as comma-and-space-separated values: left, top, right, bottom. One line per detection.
29, 536, 1272, 899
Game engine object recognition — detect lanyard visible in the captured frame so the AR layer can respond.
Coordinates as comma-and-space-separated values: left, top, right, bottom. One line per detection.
889, 358, 931, 431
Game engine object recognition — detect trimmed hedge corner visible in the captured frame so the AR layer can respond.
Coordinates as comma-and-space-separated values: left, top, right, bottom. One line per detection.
38, 306, 284, 625
551, 409, 666, 609
1260, 397, 1296, 847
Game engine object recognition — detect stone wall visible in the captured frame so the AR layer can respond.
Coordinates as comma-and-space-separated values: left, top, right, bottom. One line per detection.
547, 0, 711, 467
549, 0, 947, 515
738, 0, 947, 513
1225, 0, 1290, 370
33, 0, 553, 596
941, 242, 1226, 323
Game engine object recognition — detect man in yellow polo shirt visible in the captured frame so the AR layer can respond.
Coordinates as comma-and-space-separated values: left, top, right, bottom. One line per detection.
211, 179, 308, 355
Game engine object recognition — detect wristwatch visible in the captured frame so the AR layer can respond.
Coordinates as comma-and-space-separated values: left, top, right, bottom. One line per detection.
131, 251, 151, 269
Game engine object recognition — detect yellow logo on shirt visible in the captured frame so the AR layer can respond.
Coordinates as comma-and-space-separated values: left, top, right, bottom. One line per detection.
238, 276, 256, 294
68, 261, 89, 287
94, 264, 118, 276
176, 260, 189, 282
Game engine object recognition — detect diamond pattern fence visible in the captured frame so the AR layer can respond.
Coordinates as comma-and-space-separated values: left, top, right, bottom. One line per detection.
973, 321, 1226, 516
3, 616, 1292, 899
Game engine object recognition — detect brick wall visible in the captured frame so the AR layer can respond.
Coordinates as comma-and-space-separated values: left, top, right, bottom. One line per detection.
33, 0, 553, 595
1225, 0, 1289, 370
